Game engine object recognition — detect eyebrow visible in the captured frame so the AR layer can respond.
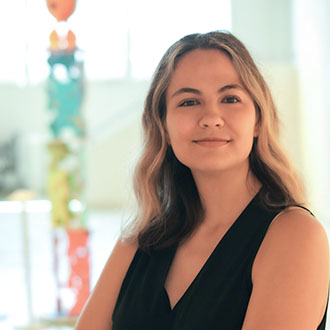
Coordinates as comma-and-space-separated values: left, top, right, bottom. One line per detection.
170, 84, 245, 99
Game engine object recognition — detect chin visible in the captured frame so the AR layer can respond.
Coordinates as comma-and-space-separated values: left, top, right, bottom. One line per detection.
187, 158, 250, 176
189, 164, 234, 175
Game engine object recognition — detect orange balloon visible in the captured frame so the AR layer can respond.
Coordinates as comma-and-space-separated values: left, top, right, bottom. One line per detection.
47, 0, 76, 21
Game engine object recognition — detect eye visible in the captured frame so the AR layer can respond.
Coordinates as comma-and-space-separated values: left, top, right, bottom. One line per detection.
222, 96, 240, 103
178, 99, 200, 107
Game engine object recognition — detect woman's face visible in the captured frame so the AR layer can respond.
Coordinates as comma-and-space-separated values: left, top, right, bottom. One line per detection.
165, 49, 258, 176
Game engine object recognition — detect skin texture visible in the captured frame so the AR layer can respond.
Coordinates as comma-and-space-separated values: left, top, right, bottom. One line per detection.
75, 49, 329, 330
165, 49, 258, 177
243, 207, 329, 329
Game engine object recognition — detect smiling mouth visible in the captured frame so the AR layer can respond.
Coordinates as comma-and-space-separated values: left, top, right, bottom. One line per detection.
193, 139, 231, 147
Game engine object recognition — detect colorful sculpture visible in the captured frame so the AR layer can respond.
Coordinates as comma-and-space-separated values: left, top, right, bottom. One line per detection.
46, 0, 90, 318
47, 0, 77, 51
46, 0, 85, 230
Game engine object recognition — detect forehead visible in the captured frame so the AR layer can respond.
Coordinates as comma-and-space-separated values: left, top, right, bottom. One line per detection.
167, 49, 240, 91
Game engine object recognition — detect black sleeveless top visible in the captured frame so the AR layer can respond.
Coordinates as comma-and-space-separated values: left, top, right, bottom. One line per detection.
112, 195, 328, 329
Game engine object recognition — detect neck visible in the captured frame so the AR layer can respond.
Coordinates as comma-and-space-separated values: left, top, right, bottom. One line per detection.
191, 162, 261, 229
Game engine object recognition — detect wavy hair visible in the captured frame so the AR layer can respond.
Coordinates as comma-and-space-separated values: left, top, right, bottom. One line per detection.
122, 31, 305, 253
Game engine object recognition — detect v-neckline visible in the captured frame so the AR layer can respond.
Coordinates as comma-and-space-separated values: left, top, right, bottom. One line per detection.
163, 193, 259, 312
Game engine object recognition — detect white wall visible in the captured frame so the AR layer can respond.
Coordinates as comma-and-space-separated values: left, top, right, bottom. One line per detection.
231, 0, 330, 224
292, 0, 330, 224
231, 0, 303, 166
84, 80, 149, 208
0, 80, 148, 209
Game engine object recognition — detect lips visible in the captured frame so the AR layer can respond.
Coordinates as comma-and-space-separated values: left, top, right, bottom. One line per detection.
192, 137, 231, 147
193, 138, 230, 142
193, 137, 231, 143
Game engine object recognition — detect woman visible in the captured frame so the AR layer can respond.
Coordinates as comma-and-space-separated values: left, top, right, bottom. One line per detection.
75, 31, 329, 329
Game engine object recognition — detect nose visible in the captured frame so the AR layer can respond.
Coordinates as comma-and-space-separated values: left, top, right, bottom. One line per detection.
198, 109, 224, 128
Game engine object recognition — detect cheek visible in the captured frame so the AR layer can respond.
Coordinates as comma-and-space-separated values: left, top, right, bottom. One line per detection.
238, 117, 257, 154
166, 119, 192, 162
231, 109, 256, 136
167, 127, 184, 149
165, 118, 174, 144
166, 115, 190, 143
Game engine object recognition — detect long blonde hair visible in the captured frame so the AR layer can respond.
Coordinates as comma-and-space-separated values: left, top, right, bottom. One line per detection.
123, 31, 305, 252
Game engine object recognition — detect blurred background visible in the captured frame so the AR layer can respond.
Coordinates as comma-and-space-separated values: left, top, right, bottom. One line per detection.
0, 0, 329, 329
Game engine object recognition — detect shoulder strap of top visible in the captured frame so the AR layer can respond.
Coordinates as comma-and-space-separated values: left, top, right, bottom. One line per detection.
289, 204, 314, 217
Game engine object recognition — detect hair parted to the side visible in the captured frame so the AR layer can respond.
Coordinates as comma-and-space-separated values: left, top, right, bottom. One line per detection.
121, 30, 305, 253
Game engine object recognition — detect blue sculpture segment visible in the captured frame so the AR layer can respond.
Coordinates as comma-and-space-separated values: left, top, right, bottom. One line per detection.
47, 52, 85, 138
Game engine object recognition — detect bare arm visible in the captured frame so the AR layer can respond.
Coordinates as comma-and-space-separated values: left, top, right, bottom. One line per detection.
242, 208, 330, 330
75, 237, 138, 330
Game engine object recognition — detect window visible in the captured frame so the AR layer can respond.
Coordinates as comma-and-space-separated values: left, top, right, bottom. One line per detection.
0, 0, 231, 84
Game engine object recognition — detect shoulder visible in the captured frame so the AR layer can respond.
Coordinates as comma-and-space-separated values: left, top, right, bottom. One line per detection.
75, 237, 138, 330
244, 207, 330, 329
95, 236, 139, 291
272, 206, 325, 234
109, 236, 139, 267
270, 206, 327, 239
256, 206, 329, 264
95, 236, 139, 285
253, 206, 329, 282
